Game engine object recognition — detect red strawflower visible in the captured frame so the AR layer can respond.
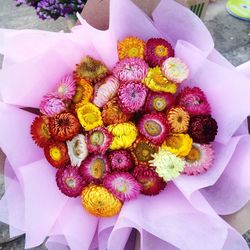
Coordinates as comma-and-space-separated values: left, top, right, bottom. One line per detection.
132, 165, 166, 195
188, 115, 218, 144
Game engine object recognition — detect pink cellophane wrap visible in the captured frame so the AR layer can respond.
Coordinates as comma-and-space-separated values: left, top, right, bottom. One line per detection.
0, 0, 250, 249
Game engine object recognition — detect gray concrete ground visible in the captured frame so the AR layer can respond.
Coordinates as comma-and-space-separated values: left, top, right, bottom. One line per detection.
0, 0, 250, 249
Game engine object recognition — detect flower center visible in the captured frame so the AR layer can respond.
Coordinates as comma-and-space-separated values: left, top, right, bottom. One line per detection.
66, 177, 76, 188
153, 74, 166, 86
58, 85, 68, 95
135, 142, 155, 162
144, 120, 162, 136
155, 45, 168, 57
142, 149, 150, 157
91, 159, 105, 179
117, 180, 127, 192
49, 147, 62, 161
186, 146, 201, 163
166, 136, 182, 149
73, 139, 82, 157
141, 178, 154, 189
84, 113, 98, 124
41, 122, 50, 139
152, 97, 167, 111
177, 115, 183, 123
72, 85, 84, 103
90, 131, 104, 146
128, 47, 139, 57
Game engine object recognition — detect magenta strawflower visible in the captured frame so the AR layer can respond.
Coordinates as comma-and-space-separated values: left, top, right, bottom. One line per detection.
138, 113, 170, 145
86, 127, 113, 154
132, 165, 166, 195
56, 166, 86, 197
118, 82, 148, 113
55, 74, 76, 100
183, 143, 214, 175
79, 154, 110, 183
103, 172, 141, 201
145, 38, 174, 67
39, 93, 66, 116
177, 87, 211, 115
144, 91, 175, 113
109, 150, 133, 171
113, 58, 148, 82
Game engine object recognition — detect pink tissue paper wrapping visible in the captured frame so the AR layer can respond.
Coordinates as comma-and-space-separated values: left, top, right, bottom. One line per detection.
0, 0, 250, 249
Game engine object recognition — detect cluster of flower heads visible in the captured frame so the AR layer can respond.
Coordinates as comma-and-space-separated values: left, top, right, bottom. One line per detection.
14, 0, 86, 20
31, 36, 218, 217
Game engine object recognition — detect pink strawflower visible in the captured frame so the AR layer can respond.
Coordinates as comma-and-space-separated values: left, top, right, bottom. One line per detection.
144, 91, 175, 113
86, 127, 113, 154
109, 150, 133, 171
55, 74, 76, 100
93, 76, 120, 108
79, 154, 110, 183
118, 82, 148, 113
39, 93, 66, 117
113, 58, 148, 82
177, 87, 211, 115
145, 38, 174, 67
182, 143, 214, 175
56, 166, 86, 197
138, 113, 170, 145
103, 172, 141, 201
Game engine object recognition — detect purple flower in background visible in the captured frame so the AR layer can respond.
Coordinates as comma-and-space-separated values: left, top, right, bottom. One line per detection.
14, 0, 86, 20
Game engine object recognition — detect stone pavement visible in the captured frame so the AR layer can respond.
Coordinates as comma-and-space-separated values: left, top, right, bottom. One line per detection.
0, 0, 250, 249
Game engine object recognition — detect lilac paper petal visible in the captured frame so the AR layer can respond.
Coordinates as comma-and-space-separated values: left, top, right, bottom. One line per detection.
207, 49, 235, 70
72, 21, 117, 69
45, 219, 73, 249
140, 230, 179, 250
0, 103, 43, 169
107, 220, 134, 250
175, 41, 250, 144
234, 119, 249, 136
108, 187, 248, 250
18, 159, 69, 248
174, 136, 241, 199
201, 135, 250, 215
98, 216, 118, 250
237, 60, 250, 79
55, 198, 98, 250
108, 218, 142, 250
222, 228, 249, 250
45, 235, 69, 250
0, 161, 25, 234
0, 29, 68, 67
109, 0, 164, 42
110, 183, 230, 250
152, 0, 214, 53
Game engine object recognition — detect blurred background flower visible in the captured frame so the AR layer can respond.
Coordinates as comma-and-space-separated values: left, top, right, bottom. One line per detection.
14, 0, 87, 20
